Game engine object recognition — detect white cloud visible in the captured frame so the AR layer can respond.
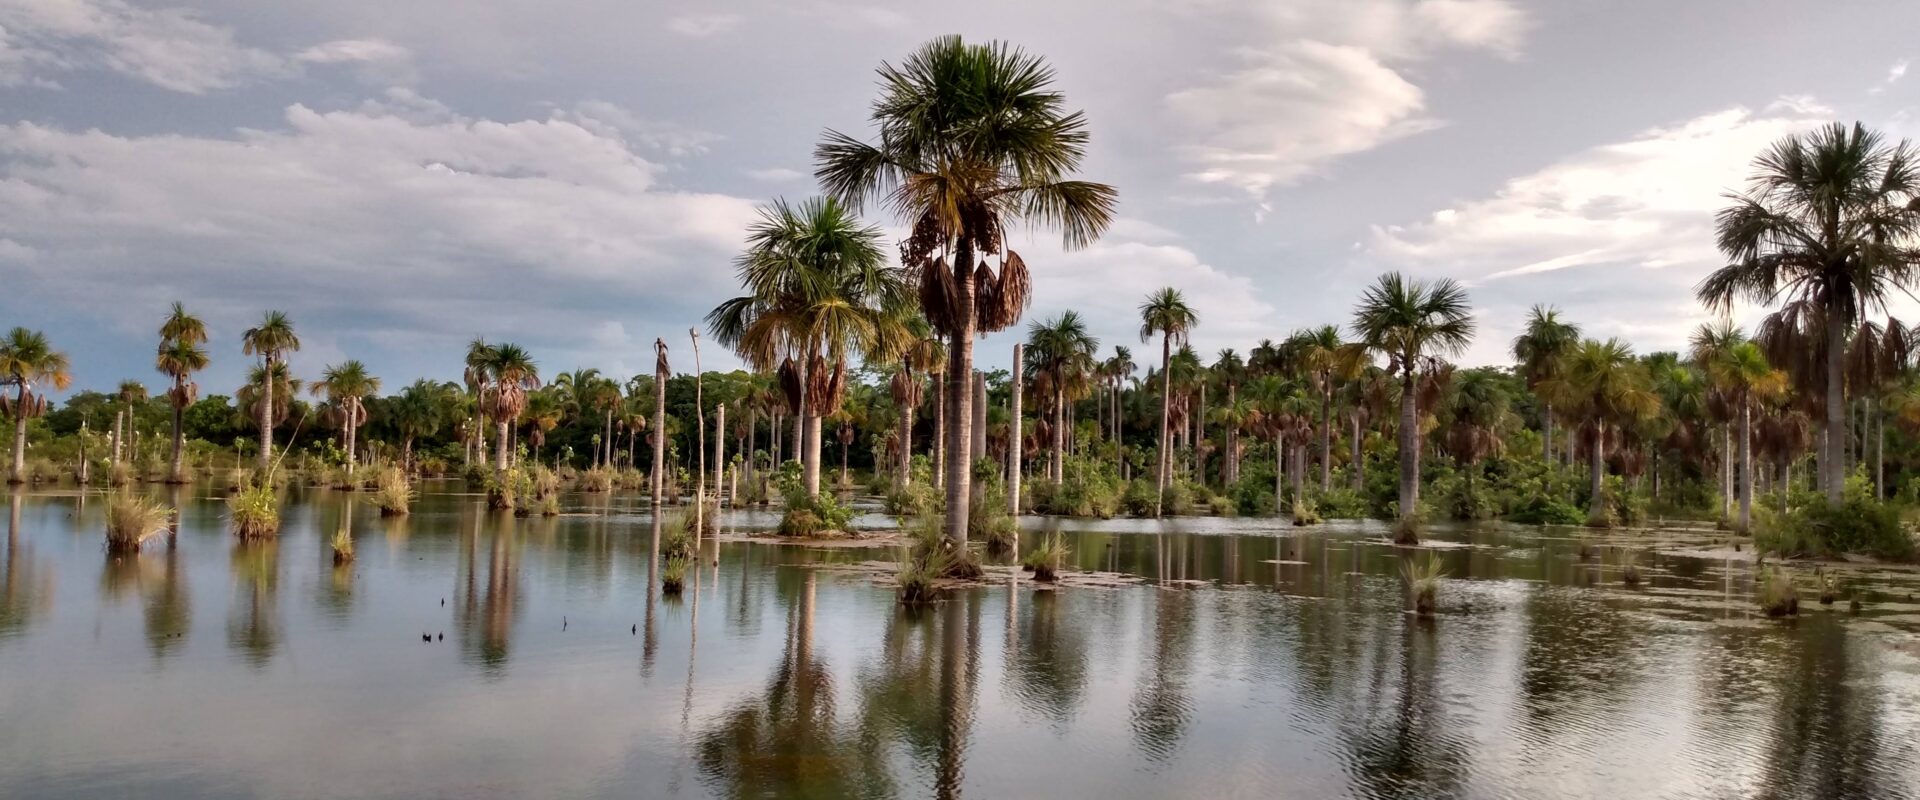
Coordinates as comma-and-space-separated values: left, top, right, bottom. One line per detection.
294, 38, 409, 64
809, 3, 909, 29
1871, 58, 1909, 94
743, 167, 805, 182
1365, 100, 1833, 362
1165, 0, 1526, 201
666, 13, 742, 38
0, 0, 287, 92
0, 95, 758, 374
1168, 41, 1437, 199
558, 99, 721, 157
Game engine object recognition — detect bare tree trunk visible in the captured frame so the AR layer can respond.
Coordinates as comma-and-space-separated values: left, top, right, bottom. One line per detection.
257, 362, 274, 476
972, 372, 987, 477
169, 386, 187, 483
345, 404, 358, 476
652, 340, 668, 510
1009, 344, 1023, 518
942, 252, 976, 547
1738, 398, 1753, 532
1874, 401, 1885, 499
1350, 412, 1364, 492
716, 403, 727, 508
1589, 421, 1606, 510
8, 386, 26, 484
1053, 387, 1065, 482
1397, 369, 1419, 540
495, 418, 510, 471
1274, 432, 1286, 514
1824, 306, 1845, 501
934, 369, 945, 481
1721, 426, 1732, 519
1319, 384, 1332, 492
692, 330, 706, 540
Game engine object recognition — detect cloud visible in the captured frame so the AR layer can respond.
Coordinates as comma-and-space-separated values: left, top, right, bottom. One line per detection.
1871, 58, 1909, 94
557, 99, 721, 157
1168, 41, 1437, 200
0, 0, 287, 92
666, 13, 742, 38
809, 3, 909, 29
1364, 100, 1833, 362
743, 167, 805, 182
0, 94, 758, 381
1165, 0, 1526, 201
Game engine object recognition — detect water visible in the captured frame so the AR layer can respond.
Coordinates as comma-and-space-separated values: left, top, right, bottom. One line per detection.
2, 484, 1918, 799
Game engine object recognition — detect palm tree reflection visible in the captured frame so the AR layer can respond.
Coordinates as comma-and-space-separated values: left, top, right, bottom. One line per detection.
457, 504, 520, 676
227, 539, 280, 667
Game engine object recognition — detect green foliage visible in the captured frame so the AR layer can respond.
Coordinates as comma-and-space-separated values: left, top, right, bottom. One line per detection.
1290, 496, 1323, 526
1316, 487, 1370, 520
1507, 493, 1584, 525
372, 466, 411, 516
970, 468, 1018, 550
330, 528, 354, 564
1122, 478, 1160, 517
884, 481, 941, 517
1030, 456, 1124, 518
775, 468, 856, 536
227, 485, 280, 539
661, 556, 687, 595
1755, 492, 1913, 562
1227, 470, 1277, 517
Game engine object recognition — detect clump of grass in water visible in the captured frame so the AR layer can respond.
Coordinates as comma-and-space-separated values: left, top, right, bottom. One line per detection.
897, 518, 952, 605
616, 468, 646, 492
539, 494, 560, 517
1622, 551, 1644, 588
530, 465, 561, 500
1400, 552, 1446, 617
661, 556, 688, 596
1757, 564, 1799, 617
372, 466, 412, 516
1291, 496, 1323, 527
1392, 517, 1422, 545
1021, 534, 1070, 582
105, 493, 172, 554
330, 528, 354, 565
227, 484, 281, 539
578, 466, 613, 493
107, 460, 132, 488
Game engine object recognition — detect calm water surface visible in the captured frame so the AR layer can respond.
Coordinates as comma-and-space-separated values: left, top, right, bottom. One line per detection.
2, 484, 1918, 799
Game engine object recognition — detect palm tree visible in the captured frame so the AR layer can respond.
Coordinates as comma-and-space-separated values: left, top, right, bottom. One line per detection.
816, 34, 1118, 545
155, 303, 209, 483
521, 388, 565, 466
240, 312, 300, 477
1696, 122, 1920, 501
1103, 346, 1136, 469
1441, 370, 1511, 517
1695, 330, 1785, 532
555, 368, 612, 467
1294, 325, 1359, 492
0, 328, 72, 484
1554, 339, 1660, 515
1138, 288, 1199, 516
463, 339, 495, 468
706, 196, 911, 499
311, 361, 380, 475
236, 362, 302, 463
1352, 273, 1474, 542
481, 344, 539, 470
1026, 311, 1099, 483
1512, 305, 1581, 465
391, 379, 452, 472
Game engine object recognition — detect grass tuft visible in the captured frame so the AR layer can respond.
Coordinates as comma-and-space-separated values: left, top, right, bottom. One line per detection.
227, 484, 281, 539
105, 493, 172, 553
1400, 552, 1446, 617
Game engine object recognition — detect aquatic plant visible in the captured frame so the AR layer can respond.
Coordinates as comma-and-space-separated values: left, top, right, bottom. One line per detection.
1757, 565, 1799, 617
1022, 534, 1070, 582
1290, 496, 1323, 526
578, 466, 613, 493
330, 528, 354, 565
227, 484, 281, 539
662, 557, 687, 595
372, 466, 411, 516
105, 493, 172, 553
539, 494, 560, 517
1755, 494, 1913, 562
1622, 551, 1643, 588
1400, 552, 1446, 617
530, 464, 560, 499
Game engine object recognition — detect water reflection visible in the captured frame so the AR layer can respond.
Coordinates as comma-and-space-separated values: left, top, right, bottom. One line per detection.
0, 486, 1915, 799
228, 539, 280, 667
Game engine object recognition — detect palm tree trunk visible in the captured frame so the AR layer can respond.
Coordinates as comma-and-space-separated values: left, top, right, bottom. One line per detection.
1589, 421, 1606, 510
1823, 305, 1845, 501
495, 418, 510, 471
8, 385, 26, 484
1009, 343, 1023, 518
345, 404, 358, 476
1541, 402, 1553, 464
1874, 401, 1885, 499
1156, 334, 1172, 517
603, 409, 615, 470
652, 361, 667, 509
1721, 425, 1732, 519
169, 385, 187, 483
1350, 412, 1364, 492
1738, 398, 1753, 532
972, 373, 987, 477
897, 403, 913, 487
933, 370, 945, 479
1274, 433, 1286, 512
1397, 369, 1418, 531
1319, 384, 1332, 493
1053, 388, 1065, 483
942, 250, 977, 547
257, 363, 274, 476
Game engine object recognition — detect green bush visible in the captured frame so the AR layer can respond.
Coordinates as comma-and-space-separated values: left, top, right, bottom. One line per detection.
1756, 495, 1914, 562
1507, 494, 1584, 525
775, 466, 856, 536
1030, 457, 1123, 518
227, 485, 280, 539
1124, 479, 1160, 517
1316, 487, 1371, 520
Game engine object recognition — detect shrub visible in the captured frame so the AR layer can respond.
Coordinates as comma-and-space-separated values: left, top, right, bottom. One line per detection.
775, 466, 855, 536
106, 493, 172, 553
1755, 494, 1913, 562
661, 557, 687, 595
897, 516, 972, 604
539, 494, 560, 517
1507, 494, 1584, 525
1164, 480, 1195, 516
227, 485, 281, 539
1290, 496, 1323, 526
1228, 473, 1277, 517
1316, 487, 1370, 520
970, 470, 1018, 552
1030, 457, 1124, 518
530, 465, 561, 500
462, 463, 491, 489
885, 481, 941, 517
578, 466, 613, 493
661, 514, 697, 561
372, 467, 412, 516
1400, 552, 1445, 617
617, 468, 647, 491
1207, 494, 1235, 517
1021, 534, 1070, 582
1122, 479, 1160, 518
1757, 565, 1799, 617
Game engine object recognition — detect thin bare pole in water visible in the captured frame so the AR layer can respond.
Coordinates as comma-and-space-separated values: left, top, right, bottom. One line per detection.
691, 329, 705, 546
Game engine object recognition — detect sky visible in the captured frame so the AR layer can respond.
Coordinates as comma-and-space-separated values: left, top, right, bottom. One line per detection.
3, 0, 1919, 397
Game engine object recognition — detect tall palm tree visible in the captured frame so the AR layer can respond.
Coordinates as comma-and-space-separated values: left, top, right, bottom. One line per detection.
156, 303, 209, 483
1512, 305, 1581, 464
1212, 349, 1246, 484
236, 362, 302, 462
480, 345, 539, 470
1441, 369, 1511, 517
1554, 339, 1660, 514
555, 368, 612, 468
707, 196, 911, 499
391, 379, 453, 472
1294, 325, 1357, 492
1696, 122, 1920, 501
816, 34, 1118, 545
1352, 273, 1474, 543
462, 339, 496, 468
1026, 311, 1099, 483
1139, 288, 1198, 516
240, 312, 300, 477
1695, 331, 1785, 532
311, 361, 380, 475
1103, 346, 1136, 468
521, 388, 565, 466
0, 329, 72, 484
